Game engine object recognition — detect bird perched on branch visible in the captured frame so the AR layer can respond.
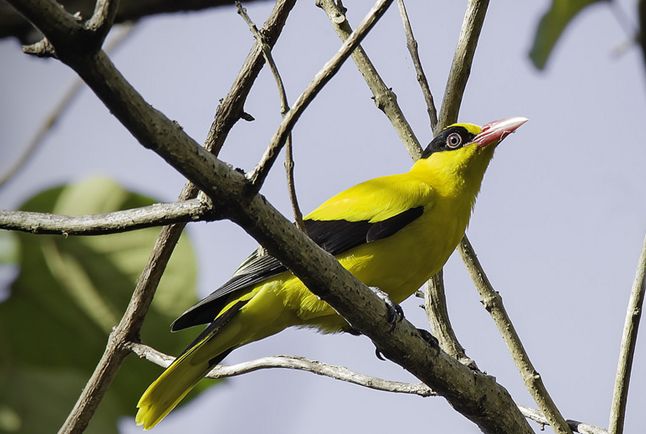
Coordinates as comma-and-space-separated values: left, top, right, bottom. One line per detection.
136, 117, 528, 429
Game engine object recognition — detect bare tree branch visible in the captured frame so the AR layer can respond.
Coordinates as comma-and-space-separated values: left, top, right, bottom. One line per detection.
0, 0, 271, 42
37, 1, 298, 431
0, 198, 213, 235
609, 234, 646, 434
9, 0, 536, 430
127, 341, 435, 396
283, 131, 303, 228
236, 1, 304, 229
128, 342, 606, 434
85, 0, 118, 41
459, 236, 572, 434
247, 0, 396, 190
437, 0, 489, 130
423, 271, 476, 368
396, 0, 437, 132
317, 0, 422, 159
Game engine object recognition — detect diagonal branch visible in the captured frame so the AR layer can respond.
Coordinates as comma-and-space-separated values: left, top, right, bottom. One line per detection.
85, 0, 119, 42
44, 1, 299, 432
247, 0, 396, 190
317, 0, 422, 158
396, 0, 438, 132
459, 236, 571, 434
609, 234, 646, 434
0, 198, 213, 235
437, 0, 489, 130
423, 271, 475, 367
236, 1, 304, 229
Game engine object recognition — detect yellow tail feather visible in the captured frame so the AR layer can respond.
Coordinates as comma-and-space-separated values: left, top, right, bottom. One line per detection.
135, 346, 212, 430
135, 322, 239, 430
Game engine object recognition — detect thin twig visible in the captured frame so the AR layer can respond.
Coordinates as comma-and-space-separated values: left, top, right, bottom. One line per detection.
423, 271, 476, 368
85, 0, 119, 41
283, 136, 303, 228
437, 0, 489, 130
236, 2, 304, 230
247, 0, 396, 190
128, 342, 605, 434
396, 0, 438, 132
459, 236, 572, 434
54, 1, 298, 432
0, 198, 212, 235
0, 24, 134, 189
609, 234, 646, 434
317, 0, 422, 159
127, 341, 435, 396
519, 406, 608, 434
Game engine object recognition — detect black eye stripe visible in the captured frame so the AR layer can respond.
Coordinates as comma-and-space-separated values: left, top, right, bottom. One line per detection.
420, 126, 476, 158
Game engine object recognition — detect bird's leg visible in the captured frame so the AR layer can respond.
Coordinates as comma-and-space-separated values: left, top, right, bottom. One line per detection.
343, 288, 404, 361
374, 328, 439, 361
416, 327, 439, 348
369, 286, 404, 330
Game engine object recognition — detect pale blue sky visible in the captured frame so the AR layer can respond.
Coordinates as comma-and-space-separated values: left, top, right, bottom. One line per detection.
1, 1, 645, 433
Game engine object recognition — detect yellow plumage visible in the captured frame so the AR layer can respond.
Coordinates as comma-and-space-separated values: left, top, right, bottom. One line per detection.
136, 119, 526, 429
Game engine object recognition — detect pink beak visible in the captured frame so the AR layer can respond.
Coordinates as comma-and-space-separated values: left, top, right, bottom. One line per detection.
473, 117, 528, 148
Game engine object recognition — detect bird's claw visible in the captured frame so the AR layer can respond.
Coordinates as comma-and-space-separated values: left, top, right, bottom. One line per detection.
369, 286, 404, 330
416, 328, 439, 348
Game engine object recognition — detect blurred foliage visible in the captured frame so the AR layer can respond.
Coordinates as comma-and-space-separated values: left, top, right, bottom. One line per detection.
0, 177, 202, 433
530, 0, 608, 69
0, 232, 17, 265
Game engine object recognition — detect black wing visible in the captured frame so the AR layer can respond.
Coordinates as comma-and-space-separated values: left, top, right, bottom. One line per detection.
171, 206, 424, 331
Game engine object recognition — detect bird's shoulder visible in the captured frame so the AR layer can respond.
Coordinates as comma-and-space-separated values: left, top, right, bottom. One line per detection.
305, 172, 435, 223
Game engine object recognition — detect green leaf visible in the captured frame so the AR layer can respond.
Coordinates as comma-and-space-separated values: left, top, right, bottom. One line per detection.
0, 231, 17, 265
529, 0, 607, 70
0, 177, 202, 433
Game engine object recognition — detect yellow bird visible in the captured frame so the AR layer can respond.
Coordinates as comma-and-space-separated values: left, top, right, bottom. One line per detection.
136, 117, 527, 429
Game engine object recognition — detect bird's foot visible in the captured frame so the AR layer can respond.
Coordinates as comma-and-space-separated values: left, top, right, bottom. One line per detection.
416, 328, 439, 348
369, 286, 404, 330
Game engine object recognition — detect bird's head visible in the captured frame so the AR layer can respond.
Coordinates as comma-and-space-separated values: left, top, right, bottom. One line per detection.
412, 117, 527, 190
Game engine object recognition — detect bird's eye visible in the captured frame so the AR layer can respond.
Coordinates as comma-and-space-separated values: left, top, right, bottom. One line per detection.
445, 132, 463, 149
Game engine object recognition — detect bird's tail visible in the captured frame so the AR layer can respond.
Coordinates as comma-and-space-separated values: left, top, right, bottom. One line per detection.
135, 340, 227, 429
136, 302, 246, 430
